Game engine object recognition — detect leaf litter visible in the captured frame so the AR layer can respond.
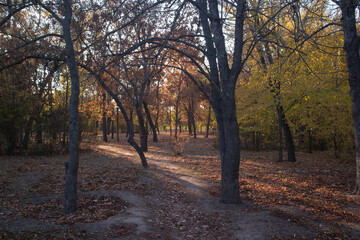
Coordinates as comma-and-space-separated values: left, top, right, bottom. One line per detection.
0, 133, 360, 239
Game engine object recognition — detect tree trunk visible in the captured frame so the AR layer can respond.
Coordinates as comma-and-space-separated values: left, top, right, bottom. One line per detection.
22, 116, 34, 149
175, 101, 179, 140
62, 74, 69, 147
102, 93, 108, 142
136, 103, 148, 152
333, 133, 339, 158
337, 0, 360, 193
126, 109, 133, 137
63, 0, 80, 214
308, 129, 312, 153
213, 100, 241, 204
143, 101, 158, 142
278, 105, 296, 162
191, 107, 196, 139
278, 111, 283, 162
169, 109, 172, 136
187, 108, 192, 136
111, 120, 114, 140
205, 106, 211, 138
94, 76, 148, 168
107, 117, 111, 135
116, 108, 119, 142
36, 121, 43, 144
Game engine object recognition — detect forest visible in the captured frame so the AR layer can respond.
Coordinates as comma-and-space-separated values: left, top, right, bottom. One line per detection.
1, 0, 360, 239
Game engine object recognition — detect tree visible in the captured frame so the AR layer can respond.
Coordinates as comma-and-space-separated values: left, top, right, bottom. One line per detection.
331, 0, 360, 193
26, 0, 82, 214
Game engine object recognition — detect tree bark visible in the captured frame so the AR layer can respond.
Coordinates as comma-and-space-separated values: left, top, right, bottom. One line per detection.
116, 108, 119, 142
90, 72, 148, 168
111, 120, 114, 139
102, 93, 108, 142
143, 101, 158, 142
213, 99, 241, 204
107, 117, 111, 135
175, 101, 180, 140
193, 0, 245, 204
187, 107, 192, 136
62, 74, 69, 147
62, 0, 80, 214
205, 106, 211, 138
308, 129, 312, 153
277, 104, 296, 162
136, 102, 148, 152
169, 109, 172, 136
191, 103, 197, 139
337, 0, 360, 193
277, 111, 283, 162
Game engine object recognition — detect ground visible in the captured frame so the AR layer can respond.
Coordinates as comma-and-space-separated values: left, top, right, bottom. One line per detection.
1, 133, 360, 239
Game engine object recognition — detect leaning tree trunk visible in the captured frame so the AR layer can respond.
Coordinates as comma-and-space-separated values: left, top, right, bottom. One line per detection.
278, 105, 296, 162
337, 0, 360, 194
92, 74, 148, 168
143, 101, 158, 142
62, 0, 80, 214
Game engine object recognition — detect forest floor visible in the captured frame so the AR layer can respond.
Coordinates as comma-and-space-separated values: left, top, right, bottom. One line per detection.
1, 133, 360, 239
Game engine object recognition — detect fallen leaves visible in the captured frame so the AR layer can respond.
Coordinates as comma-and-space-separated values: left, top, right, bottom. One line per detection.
21, 195, 129, 224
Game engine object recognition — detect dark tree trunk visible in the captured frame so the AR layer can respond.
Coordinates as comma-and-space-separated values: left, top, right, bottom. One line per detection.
93, 75, 148, 168
187, 108, 192, 136
193, 0, 245, 204
278, 112, 283, 162
22, 116, 34, 149
111, 120, 114, 139
333, 133, 339, 158
143, 101, 158, 142
336, 0, 360, 193
136, 103, 148, 152
102, 94, 108, 142
175, 101, 179, 140
213, 99, 241, 204
116, 108, 119, 142
62, 75, 69, 147
205, 106, 211, 138
308, 129, 312, 153
36, 122, 43, 144
107, 117, 111, 135
191, 106, 196, 139
126, 109, 133, 137
169, 109, 172, 136
62, 0, 81, 214
277, 105, 296, 162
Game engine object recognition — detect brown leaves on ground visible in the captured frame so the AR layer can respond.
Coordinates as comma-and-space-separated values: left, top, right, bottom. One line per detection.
21, 195, 129, 224
1, 133, 360, 239
173, 137, 360, 238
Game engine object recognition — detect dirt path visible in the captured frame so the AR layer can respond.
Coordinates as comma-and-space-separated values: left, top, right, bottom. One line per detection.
94, 134, 315, 239
1, 133, 358, 239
